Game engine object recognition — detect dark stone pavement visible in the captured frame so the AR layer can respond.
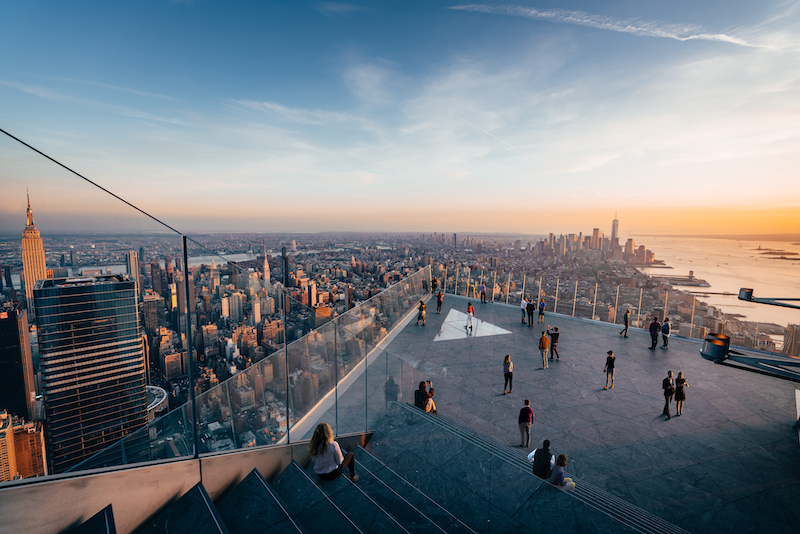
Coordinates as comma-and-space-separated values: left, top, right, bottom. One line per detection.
382, 294, 800, 534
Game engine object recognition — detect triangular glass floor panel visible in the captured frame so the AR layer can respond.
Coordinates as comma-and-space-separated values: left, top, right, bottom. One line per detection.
434, 309, 512, 341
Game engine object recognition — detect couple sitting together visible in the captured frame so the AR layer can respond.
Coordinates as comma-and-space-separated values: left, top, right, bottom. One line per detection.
527, 439, 575, 490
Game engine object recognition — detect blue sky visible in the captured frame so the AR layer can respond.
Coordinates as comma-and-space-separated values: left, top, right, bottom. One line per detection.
1, 1, 799, 234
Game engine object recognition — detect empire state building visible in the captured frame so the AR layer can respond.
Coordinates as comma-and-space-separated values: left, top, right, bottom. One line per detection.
21, 192, 49, 313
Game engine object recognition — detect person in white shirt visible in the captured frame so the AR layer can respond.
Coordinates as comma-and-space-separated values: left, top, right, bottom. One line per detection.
520, 297, 528, 324
309, 423, 358, 482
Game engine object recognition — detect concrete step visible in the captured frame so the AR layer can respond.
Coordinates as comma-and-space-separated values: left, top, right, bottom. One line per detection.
399, 403, 691, 534
355, 445, 478, 534
64, 504, 116, 534
136, 483, 229, 534
350, 456, 449, 534
302, 459, 411, 534
216, 469, 303, 534
271, 461, 362, 534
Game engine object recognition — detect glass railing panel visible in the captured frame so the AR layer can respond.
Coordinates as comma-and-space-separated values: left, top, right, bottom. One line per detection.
375, 288, 398, 335
227, 363, 274, 449
365, 350, 386, 431
443, 265, 455, 294
260, 352, 289, 442
509, 271, 526, 308
334, 320, 366, 435
431, 263, 444, 295
286, 336, 313, 427
195, 377, 236, 453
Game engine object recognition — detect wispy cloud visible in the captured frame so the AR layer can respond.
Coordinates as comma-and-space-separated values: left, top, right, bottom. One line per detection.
43, 76, 177, 100
449, 112, 517, 149
227, 99, 364, 126
316, 3, 366, 18
450, 4, 763, 49
0, 80, 192, 126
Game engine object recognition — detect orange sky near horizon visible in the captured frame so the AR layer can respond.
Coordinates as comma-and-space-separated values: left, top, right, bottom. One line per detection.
0, 198, 797, 237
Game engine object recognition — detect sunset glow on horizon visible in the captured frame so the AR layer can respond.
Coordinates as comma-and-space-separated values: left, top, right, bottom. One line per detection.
1, 1, 799, 235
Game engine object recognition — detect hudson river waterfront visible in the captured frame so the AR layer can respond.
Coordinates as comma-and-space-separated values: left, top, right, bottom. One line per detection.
638, 236, 800, 327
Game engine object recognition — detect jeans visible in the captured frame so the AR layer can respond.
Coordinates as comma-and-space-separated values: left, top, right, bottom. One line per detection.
519, 422, 531, 447
663, 394, 674, 418
540, 349, 549, 368
504, 372, 513, 391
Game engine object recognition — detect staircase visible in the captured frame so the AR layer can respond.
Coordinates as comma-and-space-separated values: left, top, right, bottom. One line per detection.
65, 403, 692, 534
395, 403, 691, 534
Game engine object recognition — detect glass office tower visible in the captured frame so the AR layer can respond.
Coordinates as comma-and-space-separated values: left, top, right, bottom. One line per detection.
0, 300, 36, 421
33, 275, 147, 473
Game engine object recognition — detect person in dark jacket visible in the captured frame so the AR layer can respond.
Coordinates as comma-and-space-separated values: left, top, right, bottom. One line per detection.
603, 350, 615, 389
547, 326, 560, 360
619, 310, 630, 338
662, 371, 674, 419
518, 399, 533, 447
414, 381, 436, 413
527, 439, 554, 479
648, 317, 661, 350
526, 297, 535, 327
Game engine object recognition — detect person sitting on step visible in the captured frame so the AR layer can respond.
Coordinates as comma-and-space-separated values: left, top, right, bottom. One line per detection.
309, 423, 358, 483
414, 381, 436, 414
548, 454, 575, 490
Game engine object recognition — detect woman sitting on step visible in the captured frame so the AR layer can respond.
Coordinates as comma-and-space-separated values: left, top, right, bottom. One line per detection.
308, 423, 358, 482
549, 454, 575, 491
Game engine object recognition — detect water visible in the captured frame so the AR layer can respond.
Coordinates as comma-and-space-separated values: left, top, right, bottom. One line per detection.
637, 236, 800, 327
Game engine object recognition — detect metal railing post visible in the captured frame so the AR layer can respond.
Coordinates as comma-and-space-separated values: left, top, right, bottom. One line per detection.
572, 280, 578, 316
636, 288, 643, 328
554, 279, 560, 314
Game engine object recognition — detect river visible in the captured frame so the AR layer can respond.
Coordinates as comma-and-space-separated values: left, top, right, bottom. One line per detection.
637, 236, 800, 327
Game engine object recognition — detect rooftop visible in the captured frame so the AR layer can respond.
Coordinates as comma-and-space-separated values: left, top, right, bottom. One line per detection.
379, 293, 800, 534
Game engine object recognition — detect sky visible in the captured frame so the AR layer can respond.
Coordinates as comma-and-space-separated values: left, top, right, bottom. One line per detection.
1, 0, 799, 236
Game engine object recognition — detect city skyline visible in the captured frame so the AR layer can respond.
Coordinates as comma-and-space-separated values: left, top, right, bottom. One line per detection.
2, 1, 799, 234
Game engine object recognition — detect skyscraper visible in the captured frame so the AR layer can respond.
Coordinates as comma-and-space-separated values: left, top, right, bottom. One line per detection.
126, 250, 141, 297
263, 245, 271, 282
611, 213, 619, 246
0, 410, 46, 482
21, 192, 49, 314
34, 275, 148, 473
0, 301, 36, 421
